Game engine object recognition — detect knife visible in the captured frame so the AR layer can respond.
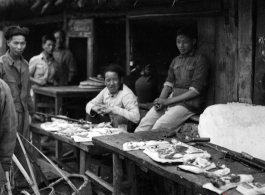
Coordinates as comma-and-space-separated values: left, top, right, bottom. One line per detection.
181, 137, 210, 143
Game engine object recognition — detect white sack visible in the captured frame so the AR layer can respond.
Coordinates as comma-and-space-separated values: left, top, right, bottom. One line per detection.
198, 103, 265, 161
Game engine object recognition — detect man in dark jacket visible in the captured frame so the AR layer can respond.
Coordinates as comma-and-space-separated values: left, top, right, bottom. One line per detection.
0, 78, 17, 191
0, 26, 37, 187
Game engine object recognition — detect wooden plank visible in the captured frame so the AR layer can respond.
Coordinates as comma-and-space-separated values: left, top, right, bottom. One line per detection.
32, 86, 101, 96
5, 14, 63, 26
253, 0, 265, 105
92, 132, 263, 195
238, 0, 253, 103
36, 158, 70, 177
50, 157, 76, 173
197, 17, 215, 108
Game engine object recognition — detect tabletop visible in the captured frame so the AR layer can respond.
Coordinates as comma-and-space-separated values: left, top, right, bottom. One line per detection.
32, 85, 102, 96
92, 131, 265, 195
30, 123, 93, 152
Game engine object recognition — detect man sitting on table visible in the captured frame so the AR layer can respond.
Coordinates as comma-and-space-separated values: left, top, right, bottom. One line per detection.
86, 64, 140, 132
29, 34, 59, 87
135, 26, 209, 133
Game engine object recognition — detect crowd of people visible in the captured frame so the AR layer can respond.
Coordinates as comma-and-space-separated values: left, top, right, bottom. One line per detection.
0, 24, 209, 192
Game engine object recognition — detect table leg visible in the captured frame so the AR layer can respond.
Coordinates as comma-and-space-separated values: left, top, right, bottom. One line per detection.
34, 93, 39, 112
55, 96, 63, 115
125, 160, 137, 195
55, 140, 63, 159
79, 150, 86, 174
31, 132, 41, 158
113, 153, 123, 195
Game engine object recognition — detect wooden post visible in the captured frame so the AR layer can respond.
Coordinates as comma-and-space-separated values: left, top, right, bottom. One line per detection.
113, 153, 123, 195
214, 0, 238, 103
126, 17, 130, 76
238, 0, 253, 103
197, 17, 215, 107
87, 18, 94, 78
253, 0, 265, 105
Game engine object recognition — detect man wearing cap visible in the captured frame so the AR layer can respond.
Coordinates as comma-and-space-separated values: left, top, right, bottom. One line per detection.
0, 26, 37, 187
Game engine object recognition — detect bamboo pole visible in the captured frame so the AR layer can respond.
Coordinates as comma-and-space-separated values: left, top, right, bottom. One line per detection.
16, 133, 39, 191
5, 171, 12, 195
18, 133, 81, 195
12, 155, 40, 195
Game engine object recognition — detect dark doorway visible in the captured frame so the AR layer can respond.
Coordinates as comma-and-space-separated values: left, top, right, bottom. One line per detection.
94, 17, 126, 76
24, 23, 62, 61
69, 37, 88, 83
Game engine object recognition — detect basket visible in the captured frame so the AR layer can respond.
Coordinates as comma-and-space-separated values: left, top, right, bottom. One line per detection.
49, 174, 92, 195
32, 187, 55, 195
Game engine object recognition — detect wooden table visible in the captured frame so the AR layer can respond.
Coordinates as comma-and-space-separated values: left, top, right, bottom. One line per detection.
30, 123, 105, 175
33, 86, 102, 115
91, 131, 265, 195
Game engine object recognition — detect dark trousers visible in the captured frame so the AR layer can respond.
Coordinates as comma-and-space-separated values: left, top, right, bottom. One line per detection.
86, 114, 137, 133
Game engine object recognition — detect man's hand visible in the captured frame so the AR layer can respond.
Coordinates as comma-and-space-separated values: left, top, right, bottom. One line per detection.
38, 79, 46, 86
153, 98, 169, 111
103, 106, 113, 114
30, 113, 43, 124
92, 105, 107, 115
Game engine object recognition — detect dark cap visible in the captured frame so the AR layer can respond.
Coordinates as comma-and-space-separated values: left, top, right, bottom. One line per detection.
4, 26, 29, 40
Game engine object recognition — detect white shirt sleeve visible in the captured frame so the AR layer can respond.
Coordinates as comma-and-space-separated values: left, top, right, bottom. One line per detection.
86, 89, 105, 116
112, 93, 140, 124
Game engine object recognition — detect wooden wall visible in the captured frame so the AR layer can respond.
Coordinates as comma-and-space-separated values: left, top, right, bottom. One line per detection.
253, 0, 265, 105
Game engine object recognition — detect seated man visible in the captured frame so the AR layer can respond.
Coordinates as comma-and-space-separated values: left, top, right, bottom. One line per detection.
86, 64, 140, 132
135, 26, 209, 133
29, 34, 58, 87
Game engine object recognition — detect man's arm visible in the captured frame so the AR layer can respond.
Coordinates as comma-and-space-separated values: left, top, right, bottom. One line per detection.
108, 93, 140, 124
86, 89, 105, 116
0, 81, 17, 172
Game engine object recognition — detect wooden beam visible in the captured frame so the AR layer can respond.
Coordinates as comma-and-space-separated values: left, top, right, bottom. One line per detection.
4, 14, 64, 26
238, 0, 253, 103
127, 10, 222, 20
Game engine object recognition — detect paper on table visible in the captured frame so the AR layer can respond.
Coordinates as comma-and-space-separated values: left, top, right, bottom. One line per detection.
71, 136, 92, 142
236, 182, 265, 195
123, 140, 169, 151
203, 174, 254, 194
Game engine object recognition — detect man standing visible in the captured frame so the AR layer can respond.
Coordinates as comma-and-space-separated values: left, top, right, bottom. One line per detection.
0, 26, 36, 187
135, 26, 209, 132
29, 34, 58, 87
0, 78, 17, 192
53, 29, 77, 85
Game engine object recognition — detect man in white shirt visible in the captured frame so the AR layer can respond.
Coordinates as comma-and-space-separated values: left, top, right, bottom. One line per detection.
86, 64, 140, 132
29, 34, 58, 87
